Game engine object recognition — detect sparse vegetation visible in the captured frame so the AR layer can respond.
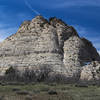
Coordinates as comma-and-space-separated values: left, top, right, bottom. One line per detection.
4, 67, 20, 82
16, 91, 29, 95
1, 66, 100, 100
3, 65, 69, 83
0, 83, 99, 100
48, 90, 57, 95
1, 65, 80, 84
5, 67, 16, 75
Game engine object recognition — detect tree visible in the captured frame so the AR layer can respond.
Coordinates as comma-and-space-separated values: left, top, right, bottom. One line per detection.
5, 67, 18, 81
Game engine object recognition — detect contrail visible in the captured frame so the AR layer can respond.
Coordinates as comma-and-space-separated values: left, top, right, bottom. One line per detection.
25, 0, 40, 15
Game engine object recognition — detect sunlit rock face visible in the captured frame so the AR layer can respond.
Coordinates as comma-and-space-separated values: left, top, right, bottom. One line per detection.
80, 61, 100, 82
0, 15, 100, 82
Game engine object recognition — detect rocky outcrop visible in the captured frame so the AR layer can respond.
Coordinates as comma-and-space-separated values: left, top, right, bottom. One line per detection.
80, 61, 100, 81
0, 15, 100, 82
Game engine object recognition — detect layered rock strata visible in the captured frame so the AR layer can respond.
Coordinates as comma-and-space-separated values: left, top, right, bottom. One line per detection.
0, 16, 100, 82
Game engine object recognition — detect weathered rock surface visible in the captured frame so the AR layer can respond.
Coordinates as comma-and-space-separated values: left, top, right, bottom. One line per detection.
0, 15, 100, 82
80, 61, 100, 81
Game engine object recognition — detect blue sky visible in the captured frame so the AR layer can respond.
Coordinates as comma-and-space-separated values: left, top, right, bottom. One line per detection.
0, 0, 100, 53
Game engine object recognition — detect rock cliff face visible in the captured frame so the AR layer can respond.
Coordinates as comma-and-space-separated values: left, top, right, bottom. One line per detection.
0, 16, 100, 82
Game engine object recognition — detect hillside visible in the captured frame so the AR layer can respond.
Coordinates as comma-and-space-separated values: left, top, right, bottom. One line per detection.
0, 16, 100, 83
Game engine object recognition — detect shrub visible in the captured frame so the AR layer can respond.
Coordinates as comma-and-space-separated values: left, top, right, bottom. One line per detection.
22, 68, 37, 82
12, 88, 21, 92
48, 90, 57, 95
47, 73, 68, 83
5, 67, 15, 75
21, 65, 52, 82
37, 65, 52, 82
16, 91, 29, 95
5, 67, 20, 81
75, 83, 88, 88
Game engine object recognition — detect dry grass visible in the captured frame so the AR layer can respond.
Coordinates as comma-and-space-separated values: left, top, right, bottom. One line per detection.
0, 83, 100, 100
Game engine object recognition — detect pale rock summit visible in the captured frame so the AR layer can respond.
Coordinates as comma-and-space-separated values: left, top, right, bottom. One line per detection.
0, 15, 100, 82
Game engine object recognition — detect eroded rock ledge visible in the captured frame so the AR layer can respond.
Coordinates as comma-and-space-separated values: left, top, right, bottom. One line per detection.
0, 15, 100, 83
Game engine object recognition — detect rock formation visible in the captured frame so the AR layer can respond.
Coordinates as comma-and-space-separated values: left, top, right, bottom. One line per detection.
80, 61, 100, 82
0, 15, 100, 82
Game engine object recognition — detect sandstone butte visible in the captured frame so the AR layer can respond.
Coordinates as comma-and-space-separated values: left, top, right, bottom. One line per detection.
0, 15, 100, 83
